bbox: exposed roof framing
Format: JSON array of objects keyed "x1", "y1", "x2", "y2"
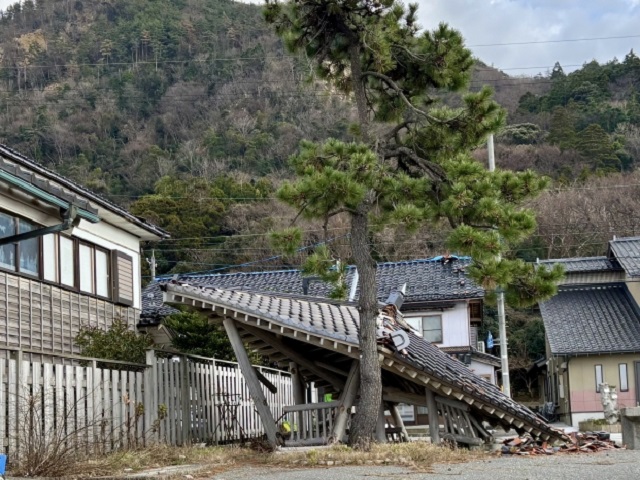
[{"x1": 163, "y1": 284, "x2": 568, "y2": 443}]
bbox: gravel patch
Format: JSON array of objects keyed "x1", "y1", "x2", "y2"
[{"x1": 210, "y1": 450, "x2": 640, "y2": 480}]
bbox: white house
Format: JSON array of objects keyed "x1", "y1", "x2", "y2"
[{"x1": 0, "y1": 144, "x2": 167, "y2": 354}]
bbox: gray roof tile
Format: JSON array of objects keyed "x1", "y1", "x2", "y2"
[
  {"x1": 141, "y1": 256, "x2": 482, "y2": 324},
  {"x1": 163, "y1": 284, "x2": 566, "y2": 442},
  {"x1": 538, "y1": 256, "x2": 622, "y2": 273},
  {"x1": 609, "y1": 237, "x2": 640, "y2": 277},
  {"x1": 540, "y1": 283, "x2": 640, "y2": 355},
  {"x1": 0, "y1": 144, "x2": 168, "y2": 238}
]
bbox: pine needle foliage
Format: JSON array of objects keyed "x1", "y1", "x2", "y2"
[{"x1": 265, "y1": 0, "x2": 563, "y2": 448}]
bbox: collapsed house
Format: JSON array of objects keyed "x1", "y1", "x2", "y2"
[{"x1": 162, "y1": 283, "x2": 568, "y2": 447}]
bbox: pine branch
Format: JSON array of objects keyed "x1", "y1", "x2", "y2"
[
  {"x1": 382, "y1": 146, "x2": 446, "y2": 180},
  {"x1": 361, "y1": 71, "x2": 442, "y2": 123}
]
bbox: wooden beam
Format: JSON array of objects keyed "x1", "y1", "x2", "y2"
[
  {"x1": 331, "y1": 360, "x2": 360, "y2": 443},
  {"x1": 389, "y1": 404, "x2": 410, "y2": 442},
  {"x1": 290, "y1": 362, "x2": 306, "y2": 440},
  {"x1": 425, "y1": 387, "x2": 440, "y2": 444},
  {"x1": 382, "y1": 388, "x2": 427, "y2": 407},
  {"x1": 240, "y1": 323, "x2": 345, "y2": 390},
  {"x1": 434, "y1": 395, "x2": 470, "y2": 412},
  {"x1": 314, "y1": 361, "x2": 349, "y2": 376},
  {"x1": 254, "y1": 367, "x2": 277, "y2": 394},
  {"x1": 223, "y1": 318, "x2": 278, "y2": 447}
]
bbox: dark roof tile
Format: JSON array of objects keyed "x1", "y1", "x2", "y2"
[
  {"x1": 538, "y1": 256, "x2": 622, "y2": 273},
  {"x1": 540, "y1": 283, "x2": 640, "y2": 355},
  {"x1": 609, "y1": 237, "x2": 640, "y2": 277},
  {"x1": 141, "y1": 256, "x2": 482, "y2": 324}
]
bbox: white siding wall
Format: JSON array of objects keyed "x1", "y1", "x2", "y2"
[
  {"x1": 404, "y1": 302, "x2": 470, "y2": 348},
  {"x1": 469, "y1": 359, "x2": 496, "y2": 384},
  {"x1": 0, "y1": 192, "x2": 143, "y2": 310},
  {"x1": 74, "y1": 221, "x2": 142, "y2": 309}
]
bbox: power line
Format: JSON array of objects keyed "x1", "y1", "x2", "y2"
[{"x1": 469, "y1": 34, "x2": 640, "y2": 47}]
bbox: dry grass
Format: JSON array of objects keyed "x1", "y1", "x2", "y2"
[
  {"x1": 13, "y1": 442, "x2": 485, "y2": 478},
  {"x1": 267, "y1": 442, "x2": 484, "y2": 471}
]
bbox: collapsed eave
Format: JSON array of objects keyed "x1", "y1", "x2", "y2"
[{"x1": 163, "y1": 284, "x2": 568, "y2": 443}]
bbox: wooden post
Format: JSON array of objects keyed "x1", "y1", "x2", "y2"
[
  {"x1": 330, "y1": 360, "x2": 360, "y2": 443},
  {"x1": 181, "y1": 355, "x2": 191, "y2": 445},
  {"x1": 143, "y1": 350, "x2": 157, "y2": 444},
  {"x1": 290, "y1": 362, "x2": 305, "y2": 440},
  {"x1": 426, "y1": 387, "x2": 440, "y2": 444},
  {"x1": 223, "y1": 318, "x2": 278, "y2": 447},
  {"x1": 15, "y1": 349, "x2": 23, "y2": 458},
  {"x1": 389, "y1": 404, "x2": 410, "y2": 442},
  {"x1": 375, "y1": 400, "x2": 387, "y2": 443}
]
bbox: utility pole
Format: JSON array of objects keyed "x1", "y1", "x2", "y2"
[
  {"x1": 147, "y1": 249, "x2": 157, "y2": 281},
  {"x1": 487, "y1": 134, "x2": 511, "y2": 398}
]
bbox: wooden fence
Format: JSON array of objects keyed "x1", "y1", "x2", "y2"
[{"x1": 0, "y1": 348, "x2": 294, "y2": 457}]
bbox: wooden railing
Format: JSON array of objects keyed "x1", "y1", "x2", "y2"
[{"x1": 282, "y1": 401, "x2": 341, "y2": 446}]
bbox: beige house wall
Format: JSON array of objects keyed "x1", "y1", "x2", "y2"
[
  {"x1": 625, "y1": 278, "x2": 640, "y2": 307},
  {"x1": 567, "y1": 354, "x2": 640, "y2": 426}
]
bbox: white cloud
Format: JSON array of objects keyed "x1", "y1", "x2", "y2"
[{"x1": 415, "y1": 0, "x2": 640, "y2": 73}]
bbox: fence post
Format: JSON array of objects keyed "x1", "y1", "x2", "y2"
[
  {"x1": 211, "y1": 358, "x2": 222, "y2": 445},
  {"x1": 144, "y1": 350, "x2": 157, "y2": 445},
  {"x1": 15, "y1": 349, "x2": 23, "y2": 458},
  {"x1": 180, "y1": 356, "x2": 191, "y2": 445}
]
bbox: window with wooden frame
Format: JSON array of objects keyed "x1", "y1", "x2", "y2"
[{"x1": 112, "y1": 251, "x2": 134, "y2": 306}]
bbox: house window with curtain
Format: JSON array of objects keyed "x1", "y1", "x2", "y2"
[{"x1": 0, "y1": 212, "x2": 39, "y2": 276}]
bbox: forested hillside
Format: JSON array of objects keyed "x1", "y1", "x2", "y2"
[{"x1": 1, "y1": 0, "x2": 640, "y2": 275}]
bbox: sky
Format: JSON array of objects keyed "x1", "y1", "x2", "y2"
[{"x1": 1, "y1": 0, "x2": 639, "y2": 75}]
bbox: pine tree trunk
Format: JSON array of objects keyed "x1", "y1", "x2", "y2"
[
  {"x1": 348, "y1": 207, "x2": 381, "y2": 450},
  {"x1": 346, "y1": 42, "x2": 382, "y2": 450}
]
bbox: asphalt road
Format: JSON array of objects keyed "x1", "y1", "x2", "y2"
[{"x1": 211, "y1": 450, "x2": 640, "y2": 480}]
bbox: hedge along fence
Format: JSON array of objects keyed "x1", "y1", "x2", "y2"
[{"x1": 0, "y1": 348, "x2": 294, "y2": 469}]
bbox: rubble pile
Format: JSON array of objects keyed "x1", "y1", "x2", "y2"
[{"x1": 500, "y1": 431, "x2": 622, "y2": 455}]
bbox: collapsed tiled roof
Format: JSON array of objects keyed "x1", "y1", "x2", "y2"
[
  {"x1": 609, "y1": 237, "x2": 640, "y2": 277},
  {"x1": 163, "y1": 284, "x2": 566, "y2": 442},
  {"x1": 0, "y1": 144, "x2": 168, "y2": 239},
  {"x1": 537, "y1": 256, "x2": 622, "y2": 273},
  {"x1": 441, "y1": 346, "x2": 501, "y2": 367},
  {"x1": 140, "y1": 256, "x2": 482, "y2": 325},
  {"x1": 540, "y1": 283, "x2": 640, "y2": 355}
]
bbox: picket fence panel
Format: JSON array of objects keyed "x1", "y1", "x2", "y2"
[{"x1": 0, "y1": 349, "x2": 295, "y2": 456}]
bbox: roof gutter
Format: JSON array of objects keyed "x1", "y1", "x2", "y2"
[
  {"x1": 0, "y1": 206, "x2": 81, "y2": 246},
  {"x1": 0, "y1": 169, "x2": 100, "y2": 223}
]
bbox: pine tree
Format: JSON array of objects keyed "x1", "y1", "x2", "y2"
[{"x1": 265, "y1": 0, "x2": 562, "y2": 448}]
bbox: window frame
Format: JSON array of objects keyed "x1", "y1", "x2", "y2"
[
  {"x1": 0, "y1": 209, "x2": 117, "y2": 302},
  {"x1": 421, "y1": 315, "x2": 443, "y2": 344},
  {"x1": 619, "y1": 363, "x2": 629, "y2": 392},
  {"x1": 0, "y1": 212, "x2": 42, "y2": 278},
  {"x1": 595, "y1": 364, "x2": 604, "y2": 393}
]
